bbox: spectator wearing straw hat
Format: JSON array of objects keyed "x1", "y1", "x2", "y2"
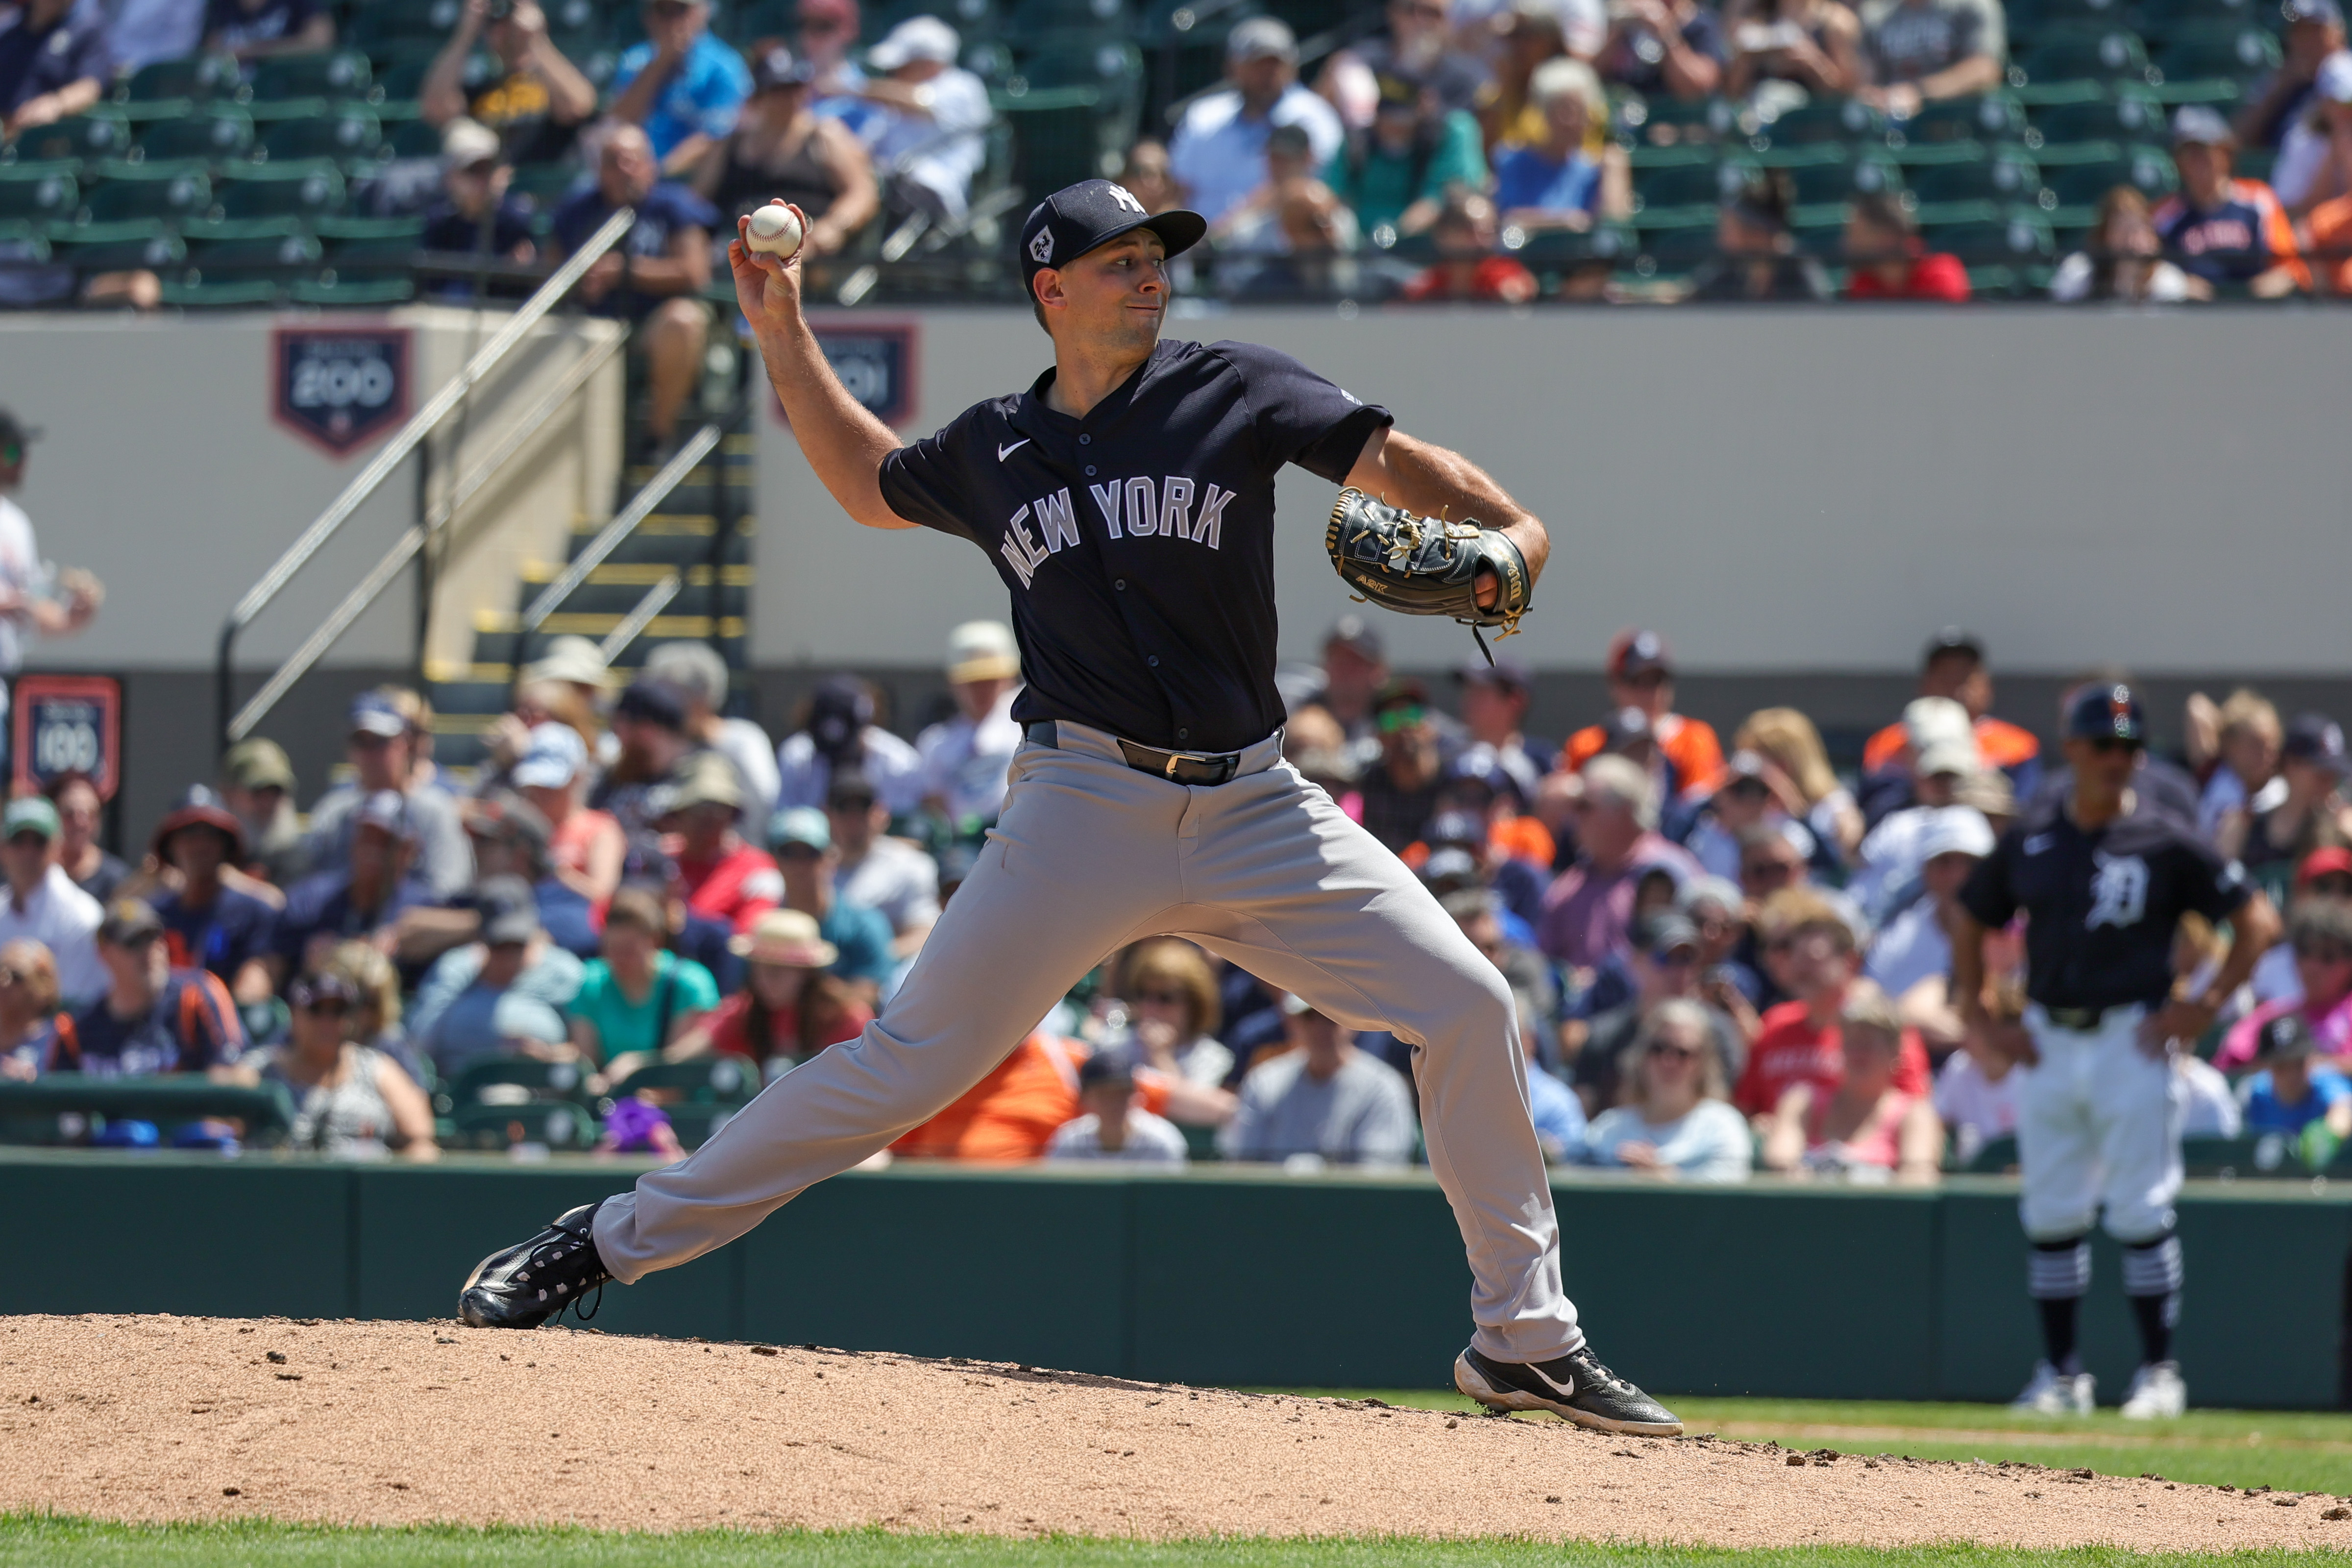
[
  {"x1": 663, "y1": 752, "x2": 783, "y2": 935},
  {"x1": 657, "y1": 908, "x2": 874, "y2": 1075},
  {"x1": 0, "y1": 795, "x2": 100, "y2": 1007},
  {"x1": 217, "y1": 739, "x2": 307, "y2": 889},
  {"x1": 917, "y1": 621, "x2": 1025, "y2": 831},
  {"x1": 147, "y1": 785, "x2": 279, "y2": 1007}
]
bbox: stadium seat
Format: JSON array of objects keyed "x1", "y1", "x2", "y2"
[
  {"x1": 2038, "y1": 139, "x2": 2177, "y2": 210},
  {"x1": 81, "y1": 162, "x2": 213, "y2": 225},
  {"x1": 1755, "y1": 142, "x2": 1904, "y2": 205},
  {"x1": 1630, "y1": 146, "x2": 1732, "y2": 220},
  {"x1": 50, "y1": 221, "x2": 187, "y2": 272},
  {"x1": 215, "y1": 162, "x2": 348, "y2": 221},
  {"x1": 1620, "y1": 92, "x2": 1735, "y2": 146},
  {"x1": 1755, "y1": 95, "x2": 1886, "y2": 145},
  {"x1": 1926, "y1": 205, "x2": 2055, "y2": 292},
  {"x1": 444, "y1": 1054, "x2": 597, "y2": 1112},
  {"x1": 609, "y1": 1055, "x2": 762, "y2": 1105},
  {"x1": 507, "y1": 161, "x2": 587, "y2": 207},
  {"x1": 258, "y1": 108, "x2": 386, "y2": 171},
  {"x1": 2151, "y1": 24, "x2": 2282, "y2": 102},
  {"x1": 2005, "y1": 0, "x2": 2132, "y2": 45},
  {"x1": 135, "y1": 104, "x2": 258, "y2": 166},
  {"x1": 2015, "y1": 26, "x2": 2154, "y2": 87},
  {"x1": 348, "y1": 0, "x2": 467, "y2": 57},
  {"x1": 377, "y1": 49, "x2": 501, "y2": 110},
  {"x1": 1007, "y1": 0, "x2": 1128, "y2": 33},
  {"x1": 383, "y1": 116, "x2": 447, "y2": 160},
  {"x1": 0, "y1": 165, "x2": 79, "y2": 225},
  {"x1": 2032, "y1": 82, "x2": 2166, "y2": 144},
  {"x1": 1637, "y1": 215, "x2": 1721, "y2": 271},
  {"x1": 1902, "y1": 91, "x2": 2030, "y2": 145},
  {"x1": 293, "y1": 272, "x2": 419, "y2": 304},
  {"x1": 2137, "y1": 0, "x2": 2266, "y2": 35},
  {"x1": 1908, "y1": 143, "x2": 2045, "y2": 208},
  {"x1": 249, "y1": 50, "x2": 377, "y2": 119},
  {"x1": 317, "y1": 212, "x2": 427, "y2": 266},
  {"x1": 113, "y1": 52, "x2": 243, "y2": 121},
  {"x1": 2182, "y1": 1133, "x2": 2299, "y2": 1177},
  {"x1": 186, "y1": 225, "x2": 323, "y2": 274},
  {"x1": 4, "y1": 110, "x2": 133, "y2": 169},
  {"x1": 447, "y1": 1099, "x2": 599, "y2": 1151}
]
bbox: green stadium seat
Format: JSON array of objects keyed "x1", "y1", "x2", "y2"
[
  {"x1": 1011, "y1": 35, "x2": 1143, "y2": 100},
  {"x1": 444, "y1": 1053, "x2": 596, "y2": 1111},
  {"x1": 2151, "y1": 24, "x2": 2282, "y2": 101},
  {"x1": 1180, "y1": 1121, "x2": 1221, "y2": 1161},
  {"x1": 1756, "y1": 142, "x2": 1905, "y2": 204},
  {"x1": 609, "y1": 1055, "x2": 762, "y2": 1105},
  {"x1": 1620, "y1": 91, "x2": 1735, "y2": 145},
  {"x1": 2005, "y1": 0, "x2": 2132, "y2": 44},
  {"x1": 49, "y1": 220, "x2": 187, "y2": 272},
  {"x1": 216, "y1": 161, "x2": 347, "y2": 221},
  {"x1": 2032, "y1": 81, "x2": 2166, "y2": 143},
  {"x1": 2182, "y1": 1133, "x2": 2299, "y2": 1176},
  {"x1": 385, "y1": 117, "x2": 447, "y2": 160},
  {"x1": 1902, "y1": 91, "x2": 2030, "y2": 144},
  {"x1": 2137, "y1": 0, "x2": 2266, "y2": 34},
  {"x1": 508, "y1": 161, "x2": 588, "y2": 206},
  {"x1": 258, "y1": 108, "x2": 385, "y2": 170},
  {"x1": 157, "y1": 275, "x2": 284, "y2": 305},
  {"x1": 4, "y1": 110, "x2": 133, "y2": 169},
  {"x1": 2015, "y1": 27, "x2": 2155, "y2": 89},
  {"x1": 1925, "y1": 205, "x2": 2055, "y2": 294},
  {"x1": 82, "y1": 162, "x2": 214, "y2": 225},
  {"x1": 377, "y1": 49, "x2": 501, "y2": 108},
  {"x1": 113, "y1": 52, "x2": 244, "y2": 120},
  {"x1": 348, "y1": 0, "x2": 467, "y2": 56},
  {"x1": 1007, "y1": 0, "x2": 1128, "y2": 33},
  {"x1": 1637, "y1": 215, "x2": 1721, "y2": 271},
  {"x1": 186, "y1": 226, "x2": 324, "y2": 273},
  {"x1": 2039, "y1": 139, "x2": 2177, "y2": 208},
  {"x1": 447, "y1": 1099, "x2": 598, "y2": 1150},
  {"x1": 1908, "y1": 142, "x2": 2045, "y2": 207},
  {"x1": 135, "y1": 104, "x2": 258, "y2": 165},
  {"x1": 1756, "y1": 95, "x2": 1886, "y2": 145},
  {"x1": 1509, "y1": 221, "x2": 1638, "y2": 271},
  {"x1": 0, "y1": 165, "x2": 79, "y2": 225},
  {"x1": 249, "y1": 50, "x2": 377, "y2": 116},
  {"x1": 1630, "y1": 146, "x2": 1731, "y2": 219}
]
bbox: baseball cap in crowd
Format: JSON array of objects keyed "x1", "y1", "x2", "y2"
[
  {"x1": 808, "y1": 676, "x2": 874, "y2": 757},
  {"x1": 2259, "y1": 1011, "x2": 2318, "y2": 1063},
  {"x1": 1607, "y1": 628, "x2": 1673, "y2": 681},
  {"x1": 511, "y1": 721, "x2": 588, "y2": 790},
  {"x1": 1424, "y1": 810, "x2": 1486, "y2": 850},
  {"x1": 1922, "y1": 626, "x2": 1985, "y2": 668},
  {"x1": 1953, "y1": 767, "x2": 2016, "y2": 818},
  {"x1": 151, "y1": 784, "x2": 245, "y2": 861},
  {"x1": 1602, "y1": 706, "x2": 1654, "y2": 753},
  {"x1": 2283, "y1": 713, "x2": 2349, "y2": 774},
  {"x1": 1226, "y1": 14, "x2": 1299, "y2": 61},
  {"x1": 1279, "y1": 990, "x2": 1331, "y2": 1021},
  {"x1": 826, "y1": 769, "x2": 881, "y2": 810},
  {"x1": 947, "y1": 619, "x2": 1020, "y2": 684},
  {"x1": 768, "y1": 805, "x2": 833, "y2": 853},
  {"x1": 868, "y1": 15, "x2": 958, "y2": 69},
  {"x1": 1078, "y1": 1050, "x2": 1135, "y2": 1091},
  {"x1": 1903, "y1": 695, "x2": 1973, "y2": 751},
  {"x1": 613, "y1": 678, "x2": 688, "y2": 733},
  {"x1": 478, "y1": 790, "x2": 553, "y2": 865},
  {"x1": 287, "y1": 970, "x2": 360, "y2": 1011},
  {"x1": 1444, "y1": 743, "x2": 1519, "y2": 799},
  {"x1": 751, "y1": 43, "x2": 820, "y2": 91},
  {"x1": 1019, "y1": 178, "x2": 1207, "y2": 299},
  {"x1": 1419, "y1": 846, "x2": 1483, "y2": 893},
  {"x1": 1917, "y1": 805, "x2": 1996, "y2": 863},
  {"x1": 2300, "y1": 846, "x2": 2352, "y2": 885},
  {"x1": 493, "y1": 992, "x2": 569, "y2": 1049},
  {"x1": 0, "y1": 798, "x2": 56, "y2": 845},
  {"x1": 2172, "y1": 104, "x2": 2234, "y2": 147},
  {"x1": 521, "y1": 634, "x2": 614, "y2": 691},
  {"x1": 0, "y1": 407, "x2": 40, "y2": 464},
  {"x1": 1373, "y1": 678, "x2": 1431, "y2": 731},
  {"x1": 356, "y1": 788, "x2": 416, "y2": 840},
  {"x1": 441, "y1": 116, "x2": 502, "y2": 167},
  {"x1": 350, "y1": 693, "x2": 409, "y2": 740},
  {"x1": 730, "y1": 907, "x2": 839, "y2": 968},
  {"x1": 477, "y1": 874, "x2": 542, "y2": 946},
  {"x1": 659, "y1": 752, "x2": 744, "y2": 818},
  {"x1": 2066, "y1": 682, "x2": 2147, "y2": 744},
  {"x1": 1721, "y1": 749, "x2": 1771, "y2": 790},
  {"x1": 1636, "y1": 911, "x2": 1701, "y2": 962},
  {"x1": 222, "y1": 736, "x2": 296, "y2": 793},
  {"x1": 1917, "y1": 736, "x2": 1980, "y2": 780},
  {"x1": 1457, "y1": 655, "x2": 1530, "y2": 694},
  {"x1": 1325, "y1": 614, "x2": 1384, "y2": 663},
  {"x1": 98, "y1": 897, "x2": 163, "y2": 946}
]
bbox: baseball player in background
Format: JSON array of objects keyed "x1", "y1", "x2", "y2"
[
  {"x1": 1950, "y1": 683, "x2": 2278, "y2": 1419},
  {"x1": 456, "y1": 178, "x2": 1682, "y2": 1436}
]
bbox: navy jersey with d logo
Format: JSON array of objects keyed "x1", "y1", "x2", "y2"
[{"x1": 877, "y1": 338, "x2": 1390, "y2": 755}]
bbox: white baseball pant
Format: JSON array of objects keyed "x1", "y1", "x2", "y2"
[
  {"x1": 591, "y1": 719, "x2": 1582, "y2": 1364},
  {"x1": 2014, "y1": 1003, "x2": 2184, "y2": 1244}
]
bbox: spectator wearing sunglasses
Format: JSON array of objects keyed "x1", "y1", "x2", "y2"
[
  {"x1": 611, "y1": 0, "x2": 754, "y2": 174},
  {"x1": 1761, "y1": 980, "x2": 1942, "y2": 1181},
  {"x1": 1580, "y1": 999, "x2": 1752, "y2": 1181},
  {"x1": 420, "y1": 0, "x2": 598, "y2": 165},
  {"x1": 2215, "y1": 893, "x2": 2352, "y2": 1071},
  {"x1": 766, "y1": 808, "x2": 892, "y2": 1002},
  {"x1": 1569, "y1": 911, "x2": 1744, "y2": 1117},
  {"x1": 1561, "y1": 630, "x2": 1724, "y2": 800},
  {"x1": 1687, "y1": 751, "x2": 1816, "y2": 885},
  {"x1": 0, "y1": 939, "x2": 65, "y2": 1079},
  {"x1": 1359, "y1": 680, "x2": 1449, "y2": 853},
  {"x1": 232, "y1": 972, "x2": 438, "y2": 1159},
  {"x1": 52, "y1": 901, "x2": 244, "y2": 1078},
  {"x1": 1539, "y1": 754, "x2": 1700, "y2": 977},
  {"x1": 1108, "y1": 938, "x2": 1234, "y2": 1090}
]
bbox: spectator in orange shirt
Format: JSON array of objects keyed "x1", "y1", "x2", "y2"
[
  {"x1": 1561, "y1": 629, "x2": 1725, "y2": 797},
  {"x1": 1733, "y1": 890, "x2": 1927, "y2": 1121},
  {"x1": 1861, "y1": 628, "x2": 2041, "y2": 793},
  {"x1": 2155, "y1": 105, "x2": 2311, "y2": 297},
  {"x1": 2302, "y1": 179, "x2": 2352, "y2": 293},
  {"x1": 892, "y1": 1031, "x2": 1234, "y2": 1160},
  {"x1": 1841, "y1": 190, "x2": 1970, "y2": 301},
  {"x1": 1401, "y1": 190, "x2": 1539, "y2": 303}
]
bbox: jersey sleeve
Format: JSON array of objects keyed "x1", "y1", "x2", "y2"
[
  {"x1": 876, "y1": 407, "x2": 986, "y2": 539},
  {"x1": 2175, "y1": 833, "x2": 2254, "y2": 923},
  {"x1": 1209, "y1": 340, "x2": 1393, "y2": 484},
  {"x1": 1956, "y1": 832, "x2": 2019, "y2": 928}
]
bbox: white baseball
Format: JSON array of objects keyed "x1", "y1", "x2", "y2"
[{"x1": 745, "y1": 202, "x2": 805, "y2": 260}]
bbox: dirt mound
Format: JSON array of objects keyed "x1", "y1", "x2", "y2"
[{"x1": 0, "y1": 1315, "x2": 2339, "y2": 1547}]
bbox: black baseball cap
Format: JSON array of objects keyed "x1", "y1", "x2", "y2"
[
  {"x1": 1019, "y1": 179, "x2": 1206, "y2": 301},
  {"x1": 2259, "y1": 1011, "x2": 2317, "y2": 1063},
  {"x1": 0, "y1": 408, "x2": 38, "y2": 460},
  {"x1": 1922, "y1": 627, "x2": 1984, "y2": 668},
  {"x1": 2284, "y1": 713, "x2": 2350, "y2": 774},
  {"x1": 2065, "y1": 682, "x2": 2145, "y2": 744}
]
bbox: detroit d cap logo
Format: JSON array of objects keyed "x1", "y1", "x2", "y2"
[{"x1": 1029, "y1": 227, "x2": 1054, "y2": 264}]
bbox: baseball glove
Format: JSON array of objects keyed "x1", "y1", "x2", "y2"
[{"x1": 1324, "y1": 488, "x2": 1533, "y2": 638}]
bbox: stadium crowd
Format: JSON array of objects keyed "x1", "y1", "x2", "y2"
[
  {"x1": 7, "y1": 0, "x2": 2352, "y2": 305},
  {"x1": 0, "y1": 593, "x2": 2335, "y2": 1179}
]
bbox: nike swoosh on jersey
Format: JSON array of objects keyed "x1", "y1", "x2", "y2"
[
  {"x1": 2024, "y1": 834, "x2": 2054, "y2": 855},
  {"x1": 997, "y1": 440, "x2": 1031, "y2": 461}
]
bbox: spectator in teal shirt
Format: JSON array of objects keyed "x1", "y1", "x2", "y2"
[
  {"x1": 767, "y1": 807, "x2": 896, "y2": 1002},
  {"x1": 569, "y1": 886, "x2": 719, "y2": 1065},
  {"x1": 1323, "y1": 80, "x2": 1487, "y2": 238},
  {"x1": 611, "y1": 0, "x2": 755, "y2": 174}
]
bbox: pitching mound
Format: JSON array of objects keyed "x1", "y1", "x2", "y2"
[{"x1": 0, "y1": 1315, "x2": 2338, "y2": 1548}]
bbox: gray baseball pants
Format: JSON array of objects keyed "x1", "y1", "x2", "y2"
[{"x1": 591, "y1": 718, "x2": 1583, "y2": 1364}]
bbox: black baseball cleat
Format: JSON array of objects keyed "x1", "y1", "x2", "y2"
[
  {"x1": 1454, "y1": 1343, "x2": 1684, "y2": 1435},
  {"x1": 457, "y1": 1202, "x2": 613, "y2": 1329}
]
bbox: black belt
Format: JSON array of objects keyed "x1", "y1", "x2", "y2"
[
  {"x1": 1024, "y1": 721, "x2": 1245, "y2": 786},
  {"x1": 2042, "y1": 1003, "x2": 2154, "y2": 1030}
]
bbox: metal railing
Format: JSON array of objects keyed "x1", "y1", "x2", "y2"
[{"x1": 214, "y1": 204, "x2": 637, "y2": 749}]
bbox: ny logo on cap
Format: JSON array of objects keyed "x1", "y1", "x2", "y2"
[
  {"x1": 1106, "y1": 183, "x2": 1147, "y2": 215},
  {"x1": 1029, "y1": 228, "x2": 1055, "y2": 264}
]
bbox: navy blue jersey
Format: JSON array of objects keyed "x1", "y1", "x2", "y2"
[
  {"x1": 878, "y1": 338, "x2": 1391, "y2": 754},
  {"x1": 1959, "y1": 790, "x2": 2250, "y2": 1012}
]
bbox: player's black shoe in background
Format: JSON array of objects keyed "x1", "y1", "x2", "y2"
[
  {"x1": 1454, "y1": 1344, "x2": 1684, "y2": 1435},
  {"x1": 458, "y1": 1202, "x2": 612, "y2": 1329}
]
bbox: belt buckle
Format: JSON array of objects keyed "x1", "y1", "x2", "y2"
[{"x1": 1163, "y1": 753, "x2": 1183, "y2": 780}]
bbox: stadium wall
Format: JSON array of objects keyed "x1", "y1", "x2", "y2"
[{"x1": 8, "y1": 1154, "x2": 2345, "y2": 1408}]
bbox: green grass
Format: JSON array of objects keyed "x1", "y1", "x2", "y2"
[
  {"x1": 1268, "y1": 1392, "x2": 2352, "y2": 1495},
  {"x1": 0, "y1": 1519, "x2": 2350, "y2": 1568}
]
